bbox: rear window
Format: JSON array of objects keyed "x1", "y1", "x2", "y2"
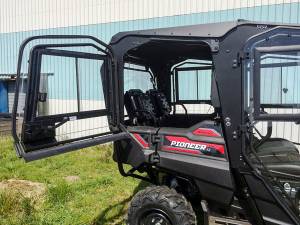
[
  {"x1": 177, "y1": 68, "x2": 211, "y2": 102},
  {"x1": 171, "y1": 60, "x2": 214, "y2": 114}
]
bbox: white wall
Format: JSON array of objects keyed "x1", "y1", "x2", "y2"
[
  {"x1": 3, "y1": 0, "x2": 300, "y2": 146},
  {"x1": 1, "y1": 0, "x2": 300, "y2": 33},
  {"x1": 45, "y1": 99, "x2": 109, "y2": 140}
]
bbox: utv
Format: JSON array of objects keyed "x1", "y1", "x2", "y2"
[{"x1": 12, "y1": 20, "x2": 300, "y2": 224}]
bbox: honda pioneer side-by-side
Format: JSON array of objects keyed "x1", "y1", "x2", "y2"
[{"x1": 11, "y1": 20, "x2": 300, "y2": 224}]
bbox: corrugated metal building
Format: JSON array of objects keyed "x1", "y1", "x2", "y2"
[
  {"x1": 1, "y1": 0, "x2": 300, "y2": 112},
  {"x1": 1, "y1": 0, "x2": 300, "y2": 140}
]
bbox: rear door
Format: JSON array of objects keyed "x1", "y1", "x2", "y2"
[
  {"x1": 12, "y1": 35, "x2": 128, "y2": 162},
  {"x1": 243, "y1": 27, "x2": 300, "y2": 225}
]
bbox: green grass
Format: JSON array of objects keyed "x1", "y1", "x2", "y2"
[{"x1": 0, "y1": 136, "x2": 146, "y2": 225}]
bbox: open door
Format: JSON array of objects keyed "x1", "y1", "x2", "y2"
[
  {"x1": 12, "y1": 35, "x2": 128, "y2": 162},
  {"x1": 243, "y1": 28, "x2": 300, "y2": 225}
]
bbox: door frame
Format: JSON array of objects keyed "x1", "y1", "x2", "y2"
[
  {"x1": 12, "y1": 35, "x2": 127, "y2": 161},
  {"x1": 241, "y1": 27, "x2": 300, "y2": 225}
]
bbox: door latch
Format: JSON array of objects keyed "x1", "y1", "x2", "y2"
[{"x1": 149, "y1": 134, "x2": 161, "y2": 164}]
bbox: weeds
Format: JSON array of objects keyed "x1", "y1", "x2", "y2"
[
  {"x1": 0, "y1": 190, "x2": 35, "y2": 222},
  {"x1": 0, "y1": 191, "x2": 20, "y2": 216},
  {"x1": 47, "y1": 181, "x2": 74, "y2": 205},
  {"x1": 0, "y1": 137, "x2": 141, "y2": 224}
]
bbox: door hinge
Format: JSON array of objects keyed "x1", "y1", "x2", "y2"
[
  {"x1": 233, "y1": 125, "x2": 248, "y2": 140},
  {"x1": 232, "y1": 52, "x2": 249, "y2": 68},
  {"x1": 239, "y1": 51, "x2": 251, "y2": 60}
]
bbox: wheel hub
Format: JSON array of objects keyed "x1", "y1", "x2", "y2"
[{"x1": 141, "y1": 210, "x2": 171, "y2": 225}]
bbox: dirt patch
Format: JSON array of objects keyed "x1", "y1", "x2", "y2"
[
  {"x1": 0, "y1": 179, "x2": 46, "y2": 200},
  {"x1": 64, "y1": 175, "x2": 80, "y2": 183}
]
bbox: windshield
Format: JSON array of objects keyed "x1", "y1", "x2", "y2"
[
  {"x1": 246, "y1": 45, "x2": 300, "y2": 215},
  {"x1": 123, "y1": 63, "x2": 154, "y2": 92}
]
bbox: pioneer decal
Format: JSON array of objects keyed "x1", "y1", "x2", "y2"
[
  {"x1": 164, "y1": 136, "x2": 225, "y2": 157},
  {"x1": 170, "y1": 141, "x2": 207, "y2": 150}
]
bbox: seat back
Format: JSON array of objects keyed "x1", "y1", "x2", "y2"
[
  {"x1": 124, "y1": 89, "x2": 157, "y2": 125},
  {"x1": 147, "y1": 89, "x2": 171, "y2": 119},
  {"x1": 124, "y1": 89, "x2": 172, "y2": 126}
]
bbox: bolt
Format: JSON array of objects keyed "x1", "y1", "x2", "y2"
[
  {"x1": 232, "y1": 131, "x2": 238, "y2": 139},
  {"x1": 225, "y1": 118, "x2": 231, "y2": 126}
]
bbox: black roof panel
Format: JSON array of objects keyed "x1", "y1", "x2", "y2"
[{"x1": 110, "y1": 20, "x2": 300, "y2": 44}]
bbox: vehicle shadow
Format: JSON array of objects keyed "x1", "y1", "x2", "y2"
[{"x1": 92, "y1": 180, "x2": 149, "y2": 225}]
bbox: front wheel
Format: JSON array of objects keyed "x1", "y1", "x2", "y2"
[{"x1": 127, "y1": 186, "x2": 197, "y2": 225}]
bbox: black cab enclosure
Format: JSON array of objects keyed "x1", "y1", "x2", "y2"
[{"x1": 12, "y1": 20, "x2": 300, "y2": 224}]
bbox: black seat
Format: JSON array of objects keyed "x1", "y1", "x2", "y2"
[
  {"x1": 146, "y1": 89, "x2": 171, "y2": 120},
  {"x1": 256, "y1": 138, "x2": 298, "y2": 155},
  {"x1": 124, "y1": 89, "x2": 157, "y2": 126},
  {"x1": 256, "y1": 138, "x2": 300, "y2": 177}
]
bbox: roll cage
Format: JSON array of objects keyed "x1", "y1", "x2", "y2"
[{"x1": 11, "y1": 21, "x2": 300, "y2": 225}]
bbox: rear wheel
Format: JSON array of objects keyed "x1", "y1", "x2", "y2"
[{"x1": 127, "y1": 186, "x2": 196, "y2": 225}]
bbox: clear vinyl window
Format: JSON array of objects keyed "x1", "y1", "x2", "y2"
[
  {"x1": 177, "y1": 68, "x2": 211, "y2": 101},
  {"x1": 37, "y1": 54, "x2": 106, "y2": 116},
  {"x1": 253, "y1": 48, "x2": 300, "y2": 119},
  {"x1": 260, "y1": 51, "x2": 300, "y2": 106},
  {"x1": 123, "y1": 63, "x2": 154, "y2": 93}
]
